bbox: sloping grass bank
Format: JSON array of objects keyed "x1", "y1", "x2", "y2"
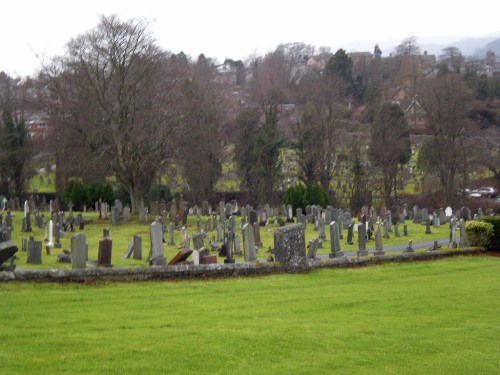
[{"x1": 0, "y1": 256, "x2": 498, "y2": 374}]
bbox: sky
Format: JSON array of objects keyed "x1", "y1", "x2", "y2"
[{"x1": 1, "y1": 0, "x2": 499, "y2": 77}]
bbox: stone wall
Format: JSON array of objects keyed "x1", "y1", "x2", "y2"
[{"x1": 0, "y1": 248, "x2": 487, "y2": 283}]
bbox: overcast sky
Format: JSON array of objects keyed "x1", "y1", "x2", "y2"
[{"x1": 1, "y1": 0, "x2": 499, "y2": 77}]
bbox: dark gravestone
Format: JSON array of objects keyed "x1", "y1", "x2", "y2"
[
  {"x1": 27, "y1": 240, "x2": 42, "y2": 264},
  {"x1": 168, "y1": 249, "x2": 193, "y2": 265},
  {"x1": 248, "y1": 210, "x2": 258, "y2": 225},
  {"x1": 97, "y1": 238, "x2": 113, "y2": 267},
  {"x1": 357, "y1": 223, "x2": 368, "y2": 257},
  {"x1": 0, "y1": 241, "x2": 18, "y2": 271},
  {"x1": 345, "y1": 223, "x2": 354, "y2": 245},
  {"x1": 273, "y1": 223, "x2": 307, "y2": 270},
  {"x1": 132, "y1": 235, "x2": 142, "y2": 260}
]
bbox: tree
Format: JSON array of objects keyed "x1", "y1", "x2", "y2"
[
  {"x1": 234, "y1": 106, "x2": 283, "y2": 204},
  {"x1": 296, "y1": 71, "x2": 349, "y2": 192},
  {"x1": 0, "y1": 111, "x2": 33, "y2": 197},
  {"x1": 368, "y1": 102, "x2": 411, "y2": 207},
  {"x1": 439, "y1": 47, "x2": 464, "y2": 73},
  {"x1": 418, "y1": 73, "x2": 474, "y2": 204},
  {"x1": 394, "y1": 36, "x2": 420, "y2": 56},
  {"x1": 47, "y1": 15, "x2": 186, "y2": 213},
  {"x1": 176, "y1": 54, "x2": 223, "y2": 203}
]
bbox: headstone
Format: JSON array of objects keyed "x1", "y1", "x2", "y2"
[
  {"x1": 27, "y1": 239, "x2": 42, "y2": 264},
  {"x1": 273, "y1": 223, "x2": 307, "y2": 268},
  {"x1": 122, "y1": 206, "x2": 130, "y2": 222},
  {"x1": 425, "y1": 218, "x2": 432, "y2": 234},
  {"x1": 139, "y1": 208, "x2": 148, "y2": 225},
  {"x1": 307, "y1": 238, "x2": 319, "y2": 259},
  {"x1": 286, "y1": 204, "x2": 294, "y2": 223},
  {"x1": 248, "y1": 210, "x2": 258, "y2": 226},
  {"x1": 97, "y1": 238, "x2": 113, "y2": 267},
  {"x1": 343, "y1": 210, "x2": 352, "y2": 229},
  {"x1": 345, "y1": 223, "x2": 354, "y2": 245},
  {"x1": 421, "y1": 208, "x2": 429, "y2": 223},
  {"x1": 0, "y1": 241, "x2": 18, "y2": 271},
  {"x1": 168, "y1": 223, "x2": 175, "y2": 246},
  {"x1": 403, "y1": 223, "x2": 408, "y2": 237},
  {"x1": 458, "y1": 219, "x2": 469, "y2": 248},
  {"x1": 449, "y1": 218, "x2": 458, "y2": 248},
  {"x1": 329, "y1": 221, "x2": 344, "y2": 258},
  {"x1": 149, "y1": 221, "x2": 166, "y2": 266},
  {"x1": 234, "y1": 234, "x2": 242, "y2": 255},
  {"x1": 253, "y1": 222, "x2": 262, "y2": 248},
  {"x1": 132, "y1": 235, "x2": 142, "y2": 260},
  {"x1": 357, "y1": 223, "x2": 368, "y2": 257},
  {"x1": 445, "y1": 206, "x2": 453, "y2": 222},
  {"x1": 394, "y1": 224, "x2": 400, "y2": 238},
  {"x1": 374, "y1": 222, "x2": 385, "y2": 256},
  {"x1": 259, "y1": 209, "x2": 267, "y2": 227},
  {"x1": 192, "y1": 232, "x2": 204, "y2": 251},
  {"x1": 242, "y1": 223, "x2": 257, "y2": 262},
  {"x1": 168, "y1": 248, "x2": 193, "y2": 265},
  {"x1": 403, "y1": 239, "x2": 414, "y2": 253},
  {"x1": 71, "y1": 233, "x2": 87, "y2": 269}
]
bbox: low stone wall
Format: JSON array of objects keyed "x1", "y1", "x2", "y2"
[{"x1": 0, "y1": 248, "x2": 487, "y2": 283}]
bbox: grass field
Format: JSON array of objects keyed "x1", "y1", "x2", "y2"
[
  {"x1": 5, "y1": 210, "x2": 451, "y2": 269},
  {"x1": 0, "y1": 256, "x2": 498, "y2": 374}
]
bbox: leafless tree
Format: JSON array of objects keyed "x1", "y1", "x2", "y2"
[
  {"x1": 418, "y1": 73, "x2": 474, "y2": 205},
  {"x1": 46, "y1": 15, "x2": 186, "y2": 213}
]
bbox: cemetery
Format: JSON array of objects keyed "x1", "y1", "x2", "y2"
[
  {"x1": 0, "y1": 197, "x2": 496, "y2": 280},
  {"x1": 0, "y1": 197, "x2": 498, "y2": 374}
]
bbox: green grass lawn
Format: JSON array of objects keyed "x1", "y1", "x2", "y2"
[
  {"x1": 5, "y1": 210, "x2": 450, "y2": 269},
  {"x1": 0, "y1": 256, "x2": 498, "y2": 374}
]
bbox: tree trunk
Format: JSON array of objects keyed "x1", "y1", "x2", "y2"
[{"x1": 129, "y1": 184, "x2": 145, "y2": 215}]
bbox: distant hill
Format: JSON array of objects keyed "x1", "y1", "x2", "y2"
[
  {"x1": 473, "y1": 38, "x2": 500, "y2": 57},
  {"x1": 340, "y1": 33, "x2": 500, "y2": 58}
]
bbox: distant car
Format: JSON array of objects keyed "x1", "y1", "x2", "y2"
[{"x1": 471, "y1": 186, "x2": 498, "y2": 198}]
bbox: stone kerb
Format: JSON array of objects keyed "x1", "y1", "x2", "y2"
[{"x1": 0, "y1": 247, "x2": 487, "y2": 283}]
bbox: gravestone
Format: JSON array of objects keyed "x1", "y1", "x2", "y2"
[
  {"x1": 253, "y1": 222, "x2": 262, "y2": 248},
  {"x1": 449, "y1": 218, "x2": 458, "y2": 248},
  {"x1": 168, "y1": 249, "x2": 192, "y2": 265},
  {"x1": 458, "y1": 219, "x2": 469, "y2": 247},
  {"x1": 248, "y1": 210, "x2": 258, "y2": 225},
  {"x1": 132, "y1": 235, "x2": 142, "y2": 260},
  {"x1": 273, "y1": 223, "x2": 307, "y2": 269},
  {"x1": 345, "y1": 223, "x2": 354, "y2": 245},
  {"x1": 403, "y1": 239, "x2": 414, "y2": 253},
  {"x1": 421, "y1": 208, "x2": 429, "y2": 223},
  {"x1": 394, "y1": 224, "x2": 400, "y2": 238},
  {"x1": 374, "y1": 222, "x2": 385, "y2": 256},
  {"x1": 97, "y1": 238, "x2": 113, "y2": 267},
  {"x1": 168, "y1": 223, "x2": 175, "y2": 246},
  {"x1": 202, "y1": 201, "x2": 209, "y2": 216},
  {"x1": 286, "y1": 204, "x2": 294, "y2": 223},
  {"x1": 343, "y1": 210, "x2": 352, "y2": 229},
  {"x1": 307, "y1": 238, "x2": 319, "y2": 259},
  {"x1": 149, "y1": 221, "x2": 166, "y2": 266},
  {"x1": 71, "y1": 233, "x2": 87, "y2": 269},
  {"x1": 425, "y1": 218, "x2": 432, "y2": 234},
  {"x1": 27, "y1": 239, "x2": 42, "y2": 264},
  {"x1": 192, "y1": 232, "x2": 204, "y2": 251},
  {"x1": 234, "y1": 234, "x2": 242, "y2": 256},
  {"x1": 259, "y1": 209, "x2": 267, "y2": 227},
  {"x1": 329, "y1": 221, "x2": 344, "y2": 258},
  {"x1": 242, "y1": 223, "x2": 256, "y2": 262},
  {"x1": 0, "y1": 241, "x2": 18, "y2": 271},
  {"x1": 445, "y1": 206, "x2": 453, "y2": 222},
  {"x1": 357, "y1": 223, "x2": 368, "y2": 257},
  {"x1": 403, "y1": 223, "x2": 408, "y2": 236}
]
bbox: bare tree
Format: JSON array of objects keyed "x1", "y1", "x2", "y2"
[
  {"x1": 418, "y1": 73, "x2": 474, "y2": 205},
  {"x1": 46, "y1": 15, "x2": 186, "y2": 213},
  {"x1": 368, "y1": 102, "x2": 411, "y2": 207}
]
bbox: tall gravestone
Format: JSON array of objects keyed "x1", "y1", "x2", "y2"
[
  {"x1": 273, "y1": 223, "x2": 306, "y2": 268},
  {"x1": 150, "y1": 221, "x2": 166, "y2": 266},
  {"x1": 71, "y1": 233, "x2": 87, "y2": 269},
  {"x1": 329, "y1": 221, "x2": 344, "y2": 258},
  {"x1": 242, "y1": 223, "x2": 257, "y2": 262},
  {"x1": 374, "y1": 222, "x2": 385, "y2": 256},
  {"x1": 357, "y1": 223, "x2": 368, "y2": 257}
]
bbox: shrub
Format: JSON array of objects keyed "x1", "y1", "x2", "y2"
[
  {"x1": 62, "y1": 180, "x2": 90, "y2": 210},
  {"x1": 481, "y1": 216, "x2": 500, "y2": 251},
  {"x1": 283, "y1": 183, "x2": 329, "y2": 214},
  {"x1": 465, "y1": 220, "x2": 494, "y2": 247},
  {"x1": 88, "y1": 182, "x2": 115, "y2": 206}
]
